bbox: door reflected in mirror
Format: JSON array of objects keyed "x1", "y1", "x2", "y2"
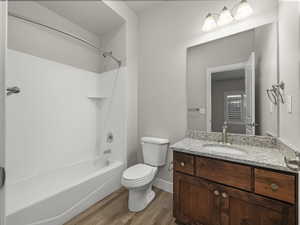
[{"x1": 211, "y1": 69, "x2": 247, "y2": 134}]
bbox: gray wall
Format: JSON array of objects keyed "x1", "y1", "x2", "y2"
[
  {"x1": 278, "y1": 2, "x2": 300, "y2": 150},
  {"x1": 254, "y1": 23, "x2": 278, "y2": 136},
  {"x1": 187, "y1": 30, "x2": 254, "y2": 131},
  {"x1": 8, "y1": 1, "x2": 104, "y2": 73},
  {"x1": 101, "y1": 24, "x2": 126, "y2": 72},
  {"x1": 138, "y1": 1, "x2": 278, "y2": 183},
  {"x1": 212, "y1": 76, "x2": 245, "y2": 134}
]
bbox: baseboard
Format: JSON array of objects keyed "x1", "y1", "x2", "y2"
[{"x1": 153, "y1": 178, "x2": 173, "y2": 193}]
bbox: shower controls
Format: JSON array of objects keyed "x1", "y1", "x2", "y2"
[
  {"x1": 106, "y1": 132, "x2": 114, "y2": 143},
  {"x1": 0, "y1": 167, "x2": 5, "y2": 188},
  {"x1": 6, "y1": 86, "x2": 20, "y2": 96}
]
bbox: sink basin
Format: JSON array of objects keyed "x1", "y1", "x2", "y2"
[{"x1": 202, "y1": 144, "x2": 247, "y2": 156}]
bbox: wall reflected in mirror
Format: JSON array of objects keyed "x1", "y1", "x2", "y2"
[{"x1": 187, "y1": 23, "x2": 278, "y2": 136}]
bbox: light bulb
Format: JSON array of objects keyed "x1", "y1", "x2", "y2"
[
  {"x1": 235, "y1": 0, "x2": 253, "y2": 20},
  {"x1": 202, "y1": 13, "x2": 217, "y2": 32},
  {"x1": 218, "y1": 7, "x2": 234, "y2": 26}
]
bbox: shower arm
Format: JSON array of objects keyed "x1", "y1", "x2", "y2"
[
  {"x1": 8, "y1": 12, "x2": 122, "y2": 67},
  {"x1": 103, "y1": 52, "x2": 122, "y2": 67}
]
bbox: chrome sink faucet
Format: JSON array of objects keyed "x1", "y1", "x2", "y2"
[{"x1": 222, "y1": 121, "x2": 228, "y2": 144}]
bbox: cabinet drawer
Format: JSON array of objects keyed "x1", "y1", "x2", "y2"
[
  {"x1": 195, "y1": 157, "x2": 252, "y2": 191},
  {"x1": 174, "y1": 152, "x2": 194, "y2": 175},
  {"x1": 255, "y1": 169, "x2": 295, "y2": 204}
]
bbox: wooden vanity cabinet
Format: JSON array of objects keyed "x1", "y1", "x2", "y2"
[
  {"x1": 173, "y1": 152, "x2": 297, "y2": 225},
  {"x1": 217, "y1": 181, "x2": 295, "y2": 225},
  {"x1": 174, "y1": 172, "x2": 221, "y2": 225}
]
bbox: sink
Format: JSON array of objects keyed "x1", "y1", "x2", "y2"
[{"x1": 202, "y1": 144, "x2": 247, "y2": 156}]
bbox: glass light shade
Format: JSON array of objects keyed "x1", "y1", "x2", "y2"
[
  {"x1": 217, "y1": 7, "x2": 234, "y2": 26},
  {"x1": 202, "y1": 13, "x2": 217, "y2": 32},
  {"x1": 235, "y1": 0, "x2": 253, "y2": 20}
]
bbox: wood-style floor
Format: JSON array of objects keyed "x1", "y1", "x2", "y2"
[{"x1": 64, "y1": 188, "x2": 176, "y2": 225}]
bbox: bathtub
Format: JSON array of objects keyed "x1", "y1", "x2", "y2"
[{"x1": 6, "y1": 159, "x2": 124, "y2": 225}]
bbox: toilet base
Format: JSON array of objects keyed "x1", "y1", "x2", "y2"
[{"x1": 128, "y1": 185, "x2": 155, "y2": 212}]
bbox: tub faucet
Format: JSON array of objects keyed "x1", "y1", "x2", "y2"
[{"x1": 222, "y1": 121, "x2": 228, "y2": 144}]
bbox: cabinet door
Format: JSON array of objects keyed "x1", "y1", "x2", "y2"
[
  {"x1": 174, "y1": 172, "x2": 220, "y2": 225},
  {"x1": 218, "y1": 183, "x2": 296, "y2": 225}
]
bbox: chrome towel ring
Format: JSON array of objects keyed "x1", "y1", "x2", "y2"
[{"x1": 266, "y1": 81, "x2": 285, "y2": 105}]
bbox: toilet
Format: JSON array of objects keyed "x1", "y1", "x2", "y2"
[{"x1": 121, "y1": 137, "x2": 169, "y2": 212}]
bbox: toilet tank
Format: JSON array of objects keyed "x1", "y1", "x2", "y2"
[{"x1": 141, "y1": 137, "x2": 169, "y2": 167}]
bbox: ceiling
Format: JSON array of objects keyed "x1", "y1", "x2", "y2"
[
  {"x1": 124, "y1": 1, "x2": 165, "y2": 13},
  {"x1": 38, "y1": 1, "x2": 125, "y2": 36},
  {"x1": 124, "y1": 0, "x2": 226, "y2": 14}
]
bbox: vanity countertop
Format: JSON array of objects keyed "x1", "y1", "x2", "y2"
[{"x1": 171, "y1": 138, "x2": 297, "y2": 174}]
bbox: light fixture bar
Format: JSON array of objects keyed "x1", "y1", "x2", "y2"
[{"x1": 202, "y1": 0, "x2": 253, "y2": 32}]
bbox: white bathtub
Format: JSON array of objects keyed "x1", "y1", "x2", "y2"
[{"x1": 6, "y1": 159, "x2": 124, "y2": 225}]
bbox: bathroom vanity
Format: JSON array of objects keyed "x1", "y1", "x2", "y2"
[{"x1": 172, "y1": 138, "x2": 298, "y2": 225}]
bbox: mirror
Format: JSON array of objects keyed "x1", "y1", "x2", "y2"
[{"x1": 187, "y1": 23, "x2": 278, "y2": 136}]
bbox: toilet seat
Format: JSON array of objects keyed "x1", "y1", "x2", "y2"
[{"x1": 122, "y1": 164, "x2": 157, "y2": 188}]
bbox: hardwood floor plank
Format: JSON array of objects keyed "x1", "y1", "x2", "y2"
[{"x1": 64, "y1": 188, "x2": 175, "y2": 225}]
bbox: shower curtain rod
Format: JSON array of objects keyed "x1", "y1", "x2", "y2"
[{"x1": 8, "y1": 12, "x2": 122, "y2": 67}]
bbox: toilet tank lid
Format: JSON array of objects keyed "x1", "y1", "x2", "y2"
[{"x1": 141, "y1": 137, "x2": 169, "y2": 144}]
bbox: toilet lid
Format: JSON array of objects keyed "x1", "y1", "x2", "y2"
[{"x1": 123, "y1": 164, "x2": 156, "y2": 181}]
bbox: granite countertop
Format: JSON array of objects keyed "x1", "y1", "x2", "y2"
[{"x1": 171, "y1": 138, "x2": 297, "y2": 174}]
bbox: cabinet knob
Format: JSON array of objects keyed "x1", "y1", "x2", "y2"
[
  {"x1": 240, "y1": 219, "x2": 250, "y2": 225},
  {"x1": 270, "y1": 183, "x2": 279, "y2": 191},
  {"x1": 221, "y1": 192, "x2": 228, "y2": 198},
  {"x1": 191, "y1": 222, "x2": 203, "y2": 225},
  {"x1": 180, "y1": 162, "x2": 185, "y2": 167},
  {"x1": 213, "y1": 190, "x2": 220, "y2": 196}
]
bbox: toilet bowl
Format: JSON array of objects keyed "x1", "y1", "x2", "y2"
[
  {"x1": 121, "y1": 137, "x2": 169, "y2": 212},
  {"x1": 122, "y1": 164, "x2": 158, "y2": 212}
]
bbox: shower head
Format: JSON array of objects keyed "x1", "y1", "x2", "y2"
[{"x1": 102, "y1": 51, "x2": 122, "y2": 67}]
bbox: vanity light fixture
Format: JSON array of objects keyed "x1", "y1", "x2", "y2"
[
  {"x1": 235, "y1": 0, "x2": 253, "y2": 20},
  {"x1": 217, "y1": 7, "x2": 234, "y2": 26},
  {"x1": 202, "y1": 0, "x2": 253, "y2": 32},
  {"x1": 202, "y1": 13, "x2": 217, "y2": 32}
]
